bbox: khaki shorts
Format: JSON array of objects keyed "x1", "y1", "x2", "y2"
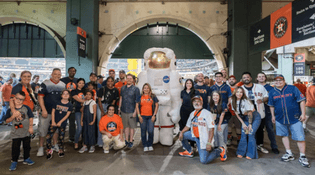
[
  {"x1": 121, "y1": 112, "x2": 137, "y2": 129},
  {"x1": 38, "y1": 114, "x2": 52, "y2": 137},
  {"x1": 306, "y1": 107, "x2": 315, "y2": 116}
]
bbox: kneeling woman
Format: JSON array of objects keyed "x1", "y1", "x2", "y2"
[
  {"x1": 136, "y1": 83, "x2": 159, "y2": 152},
  {"x1": 231, "y1": 87, "x2": 261, "y2": 159}
]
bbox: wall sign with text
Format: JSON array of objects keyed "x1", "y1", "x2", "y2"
[{"x1": 77, "y1": 27, "x2": 86, "y2": 58}]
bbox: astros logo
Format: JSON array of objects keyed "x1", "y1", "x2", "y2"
[{"x1": 274, "y1": 16, "x2": 287, "y2": 38}]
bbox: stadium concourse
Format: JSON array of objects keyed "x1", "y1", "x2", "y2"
[{"x1": 0, "y1": 115, "x2": 314, "y2": 175}]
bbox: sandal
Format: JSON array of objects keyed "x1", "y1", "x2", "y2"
[
  {"x1": 237, "y1": 155, "x2": 243, "y2": 158},
  {"x1": 246, "y1": 156, "x2": 252, "y2": 160},
  {"x1": 74, "y1": 143, "x2": 79, "y2": 150}
]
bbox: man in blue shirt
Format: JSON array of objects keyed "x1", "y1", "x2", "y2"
[
  {"x1": 194, "y1": 73, "x2": 211, "y2": 109},
  {"x1": 268, "y1": 74, "x2": 310, "y2": 168},
  {"x1": 210, "y1": 72, "x2": 232, "y2": 104},
  {"x1": 119, "y1": 74, "x2": 140, "y2": 148},
  {"x1": 256, "y1": 72, "x2": 279, "y2": 154}
]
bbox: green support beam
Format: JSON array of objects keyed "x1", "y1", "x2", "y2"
[
  {"x1": 228, "y1": 0, "x2": 262, "y2": 80},
  {"x1": 66, "y1": 0, "x2": 99, "y2": 81}
]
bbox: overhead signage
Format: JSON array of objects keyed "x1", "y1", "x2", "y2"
[
  {"x1": 292, "y1": 0, "x2": 315, "y2": 43},
  {"x1": 77, "y1": 27, "x2": 86, "y2": 58},
  {"x1": 249, "y1": 16, "x2": 270, "y2": 53},
  {"x1": 294, "y1": 62, "x2": 305, "y2": 75}
]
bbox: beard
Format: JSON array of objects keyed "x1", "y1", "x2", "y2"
[
  {"x1": 229, "y1": 81, "x2": 236, "y2": 86},
  {"x1": 193, "y1": 104, "x2": 202, "y2": 110},
  {"x1": 243, "y1": 80, "x2": 251, "y2": 85}
]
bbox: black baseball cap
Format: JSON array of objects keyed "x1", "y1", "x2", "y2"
[{"x1": 90, "y1": 72, "x2": 97, "y2": 77}]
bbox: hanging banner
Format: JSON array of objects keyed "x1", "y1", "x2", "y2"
[
  {"x1": 249, "y1": 16, "x2": 270, "y2": 53},
  {"x1": 270, "y1": 3, "x2": 292, "y2": 49},
  {"x1": 77, "y1": 27, "x2": 86, "y2": 58},
  {"x1": 292, "y1": 0, "x2": 315, "y2": 43},
  {"x1": 294, "y1": 62, "x2": 305, "y2": 75}
]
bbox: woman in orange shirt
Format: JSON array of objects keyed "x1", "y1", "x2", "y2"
[{"x1": 136, "y1": 83, "x2": 159, "y2": 152}]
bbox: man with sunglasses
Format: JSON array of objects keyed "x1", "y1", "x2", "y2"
[{"x1": 178, "y1": 95, "x2": 227, "y2": 164}]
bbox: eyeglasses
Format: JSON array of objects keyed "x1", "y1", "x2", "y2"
[{"x1": 15, "y1": 97, "x2": 25, "y2": 101}]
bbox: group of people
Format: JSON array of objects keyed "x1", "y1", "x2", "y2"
[
  {"x1": 178, "y1": 70, "x2": 310, "y2": 168},
  {"x1": 0, "y1": 66, "x2": 312, "y2": 171}
]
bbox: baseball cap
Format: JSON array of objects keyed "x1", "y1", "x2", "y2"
[
  {"x1": 191, "y1": 95, "x2": 203, "y2": 103},
  {"x1": 109, "y1": 69, "x2": 115, "y2": 73},
  {"x1": 90, "y1": 72, "x2": 97, "y2": 77},
  {"x1": 97, "y1": 75, "x2": 104, "y2": 79},
  {"x1": 119, "y1": 70, "x2": 126, "y2": 74},
  {"x1": 229, "y1": 75, "x2": 236, "y2": 79},
  {"x1": 274, "y1": 74, "x2": 285, "y2": 80}
]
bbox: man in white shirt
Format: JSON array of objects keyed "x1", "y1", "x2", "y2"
[{"x1": 178, "y1": 95, "x2": 227, "y2": 164}]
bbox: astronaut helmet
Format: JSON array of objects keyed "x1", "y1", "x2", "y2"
[{"x1": 143, "y1": 48, "x2": 176, "y2": 71}]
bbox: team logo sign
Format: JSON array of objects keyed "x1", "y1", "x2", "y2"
[
  {"x1": 274, "y1": 16, "x2": 288, "y2": 38},
  {"x1": 295, "y1": 55, "x2": 303, "y2": 62},
  {"x1": 107, "y1": 122, "x2": 117, "y2": 132},
  {"x1": 163, "y1": 76, "x2": 170, "y2": 83}
]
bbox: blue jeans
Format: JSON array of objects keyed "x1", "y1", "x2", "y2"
[
  {"x1": 182, "y1": 131, "x2": 222, "y2": 164},
  {"x1": 0, "y1": 102, "x2": 10, "y2": 123},
  {"x1": 74, "y1": 112, "x2": 82, "y2": 143},
  {"x1": 265, "y1": 112, "x2": 278, "y2": 149},
  {"x1": 236, "y1": 111, "x2": 261, "y2": 159},
  {"x1": 140, "y1": 115, "x2": 154, "y2": 147}
]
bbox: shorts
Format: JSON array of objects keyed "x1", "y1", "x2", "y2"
[
  {"x1": 306, "y1": 107, "x2": 315, "y2": 116},
  {"x1": 38, "y1": 114, "x2": 52, "y2": 137},
  {"x1": 275, "y1": 121, "x2": 305, "y2": 141},
  {"x1": 121, "y1": 112, "x2": 137, "y2": 129}
]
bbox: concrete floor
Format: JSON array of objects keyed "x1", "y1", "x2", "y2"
[{"x1": 0, "y1": 117, "x2": 314, "y2": 175}]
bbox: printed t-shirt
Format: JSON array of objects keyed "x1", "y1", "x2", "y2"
[
  {"x1": 61, "y1": 77, "x2": 78, "y2": 92},
  {"x1": 268, "y1": 84, "x2": 305, "y2": 125},
  {"x1": 244, "y1": 85, "x2": 256, "y2": 110},
  {"x1": 98, "y1": 86, "x2": 119, "y2": 104},
  {"x1": 53, "y1": 101, "x2": 73, "y2": 128},
  {"x1": 306, "y1": 85, "x2": 315, "y2": 108},
  {"x1": 264, "y1": 84, "x2": 274, "y2": 114},
  {"x1": 11, "y1": 83, "x2": 34, "y2": 111},
  {"x1": 294, "y1": 83, "x2": 307, "y2": 97},
  {"x1": 71, "y1": 89, "x2": 85, "y2": 113},
  {"x1": 38, "y1": 79, "x2": 65, "y2": 114},
  {"x1": 99, "y1": 114, "x2": 123, "y2": 136},
  {"x1": 211, "y1": 102, "x2": 228, "y2": 125},
  {"x1": 1, "y1": 83, "x2": 12, "y2": 101},
  {"x1": 5, "y1": 105, "x2": 34, "y2": 139},
  {"x1": 194, "y1": 84, "x2": 211, "y2": 109},
  {"x1": 115, "y1": 81, "x2": 127, "y2": 94}
]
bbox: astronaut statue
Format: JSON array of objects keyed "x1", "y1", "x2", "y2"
[{"x1": 137, "y1": 48, "x2": 183, "y2": 146}]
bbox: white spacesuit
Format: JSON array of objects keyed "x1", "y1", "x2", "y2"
[{"x1": 137, "y1": 48, "x2": 183, "y2": 146}]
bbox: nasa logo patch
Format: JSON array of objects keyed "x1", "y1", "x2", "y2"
[{"x1": 163, "y1": 76, "x2": 170, "y2": 83}]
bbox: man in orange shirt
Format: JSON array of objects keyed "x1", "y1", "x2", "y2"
[
  {"x1": 115, "y1": 70, "x2": 127, "y2": 113},
  {"x1": 294, "y1": 79, "x2": 307, "y2": 97},
  {"x1": 99, "y1": 105, "x2": 125, "y2": 153},
  {"x1": 305, "y1": 77, "x2": 315, "y2": 131},
  {"x1": 0, "y1": 77, "x2": 13, "y2": 124}
]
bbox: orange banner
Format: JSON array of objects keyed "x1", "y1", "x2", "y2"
[
  {"x1": 77, "y1": 27, "x2": 87, "y2": 38},
  {"x1": 270, "y1": 3, "x2": 292, "y2": 49}
]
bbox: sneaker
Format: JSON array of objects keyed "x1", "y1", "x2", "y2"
[
  {"x1": 23, "y1": 158, "x2": 35, "y2": 165},
  {"x1": 144, "y1": 147, "x2": 149, "y2": 152},
  {"x1": 281, "y1": 152, "x2": 295, "y2": 162},
  {"x1": 179, "y1": 150, "x2": 194, "y2": 158},
  {"x1": 89, "y1": 146, "x2": 95, "y2": 153},
  {"x1": 220, "y1": 146, "x2": 227, "y2": 162},
  {"x1": 52, "y1": 144, "x2": 59, "y2": 152},
  {"x1": 79, "y1": 146, "x2": 88, "y2": 153},
  {"x1": 257, "y1": 145, "x2": 269, "y2": 154},
  {"x1": 104, "y1": 150, "x2": 109, "y2": 154},
  {"x1": 37, "y1": 147, "x2": 44, "y2": 157},
  {"x1": 272, "y1": 148, "x2": 280, "y2": 154},
  {"x1": 299, "y1": 156, "x2": 310, "y2": 168},
  {"x1": 9, "y1": 161, "x2": 17, "y2": 171},
  {"x1": 58, "y1": 152, "x2": 65, "y2": 157},
  {"x1": 148, "y1": 146, "x2": 154, "y2": 151},
  {"x1": 46, "y1": 149, "x2": 53, "y2": 160},
  {"x1": 68, "y1": 139, "x2": 74, "y2": 143},
  {"x1": 125, "y1": 140, "x2": 129, "y2": 146},
  {"x1": 128, "y1": 142, "x2": 133, "y2": 148}
]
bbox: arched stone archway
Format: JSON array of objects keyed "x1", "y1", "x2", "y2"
[
  {"x1": 0, "y1": 15, "x2": 66, "y2": 57},
  {"x1": 98, "y1": 15, "x2": 226, "y2": 75}
]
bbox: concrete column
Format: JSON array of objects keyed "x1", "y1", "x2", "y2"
[
  {"x1": 228, "y1": 0, "x2": 262, "y2": 80},
  {"x1": 66, "y1": 0, "x2": 99, "y2": 81},
  {"x1": 277, "y1": 53, "x2": 293, "y2": 84}
]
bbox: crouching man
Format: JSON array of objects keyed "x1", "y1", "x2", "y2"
[
  {"x1": 99, "y1": 105, "x2": 125, "y2": 153},
  {"x1": 179, "y1": 95, "x2": 227, "y2": 164}
]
